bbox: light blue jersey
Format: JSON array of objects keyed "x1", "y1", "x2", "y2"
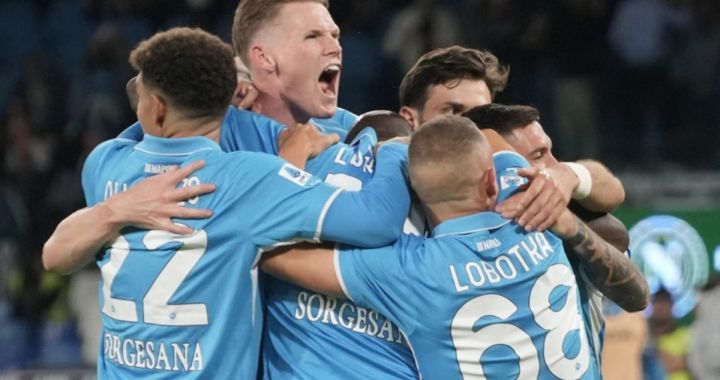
[
  {"x1": 119, "y1": 107, "x2": 284, "y2": 155},
  {"x1": 83, "y1": 132, "x2": 409, "y2": 379},
  {"x1": 310, "y1": 107, "x2": 358, "y2": 141},
  {"x1": 263, "y1": 128, "x2": 419, "y2": 380},
  {"x1": 335, "y1": 152, "x2": 601, "y2": 380}
]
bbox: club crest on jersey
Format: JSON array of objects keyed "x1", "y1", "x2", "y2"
[{"x1": 279, "y1": 163, "x2": 319, "y2": 187}]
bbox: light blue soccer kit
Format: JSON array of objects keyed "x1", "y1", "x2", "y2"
[
  {"x1": 310, "y1": 107, "x2": 358, "y2": 141},
  {"x1": 334, "y1": 152, "x2": 602, "y2": 380},
  {"x1": 85, "y1": 121, "x2": 410, "y2": 378},
  {"x1": 261, "y1": 127, "x2": 419, "y2": 380},
  {"x1": 110, "y1": 107, "x2": 418, "y2": 378}
]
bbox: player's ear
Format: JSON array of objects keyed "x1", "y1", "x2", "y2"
[
  {"x1": 484, "y1": 167, "x2": 498, "y2": 205},
  {"x1": 399, "y1": 106, "x2": 420, "y2": 131},
  {"x1": 250, "y1": 45, "x2": 276, "y2": 73},
  {"x1": 151, "y1": 94, "x2": 167, "y2": 128}
]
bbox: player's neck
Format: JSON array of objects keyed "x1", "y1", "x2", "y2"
[
  {"x1": 163, "y1": 114, "x2": 224, "y2": 142},
  {"x1": 255, "y1": 92, "x2": 309, "y2": 127},
  {"x1": 427, "y1": 199, "x2": 491, "y2": 228}
]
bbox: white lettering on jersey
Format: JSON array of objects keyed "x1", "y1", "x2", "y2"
[
  {"x1": 144, "y1": 163, "x2": 178, "y2": 174},
  {"x1": 104, "y1": 180, "x2": 128, "y2": 200},
  {"x1": 450, "y1": 232, "x2": 555, "y2": 293},
  {"x1": 293, "y1": 290, "x2": 406, "y2": 345},
  {"x1": 332, "y1": 146, "x2": 375, "y2": 175},
  {"x1": 103, "y1": 332, "x2": 203, "y2": 372}
]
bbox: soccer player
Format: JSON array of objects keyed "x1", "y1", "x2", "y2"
[
  {"x1": 395, "y1": 47, "x2": 649, "y2": 368},
  {"x1": 463, "y1": 103, "x2": 649, "y2": 309},
  {"x1": 232, "y1": 1, "x2": 421, "y2": 378},
  {"x1": 232, "y1": 0, "x2": 356, "y2": 140},
  {"x1": 262, "y1": 115, "x2": 610, "y2": 379},
  {"x1": 43, "y1": 27, "x2": 412, "y2": 379},
  {"x1": 396, "y1": 46, "x2": 626, "y2": 226}
]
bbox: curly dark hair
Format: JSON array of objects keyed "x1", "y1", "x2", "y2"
[
  {"x1": 399, "y1": 46, "x2": 509, "y2": 110},
  {"x1": 129, "y1": 27, "x2": 236, "y2": 119}
]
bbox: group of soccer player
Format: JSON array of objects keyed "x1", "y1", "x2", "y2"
[{"x1": 42, "y1": 0, "x2": 650, "y2": 379}]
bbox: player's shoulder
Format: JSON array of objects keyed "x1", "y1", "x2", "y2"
[
  {"x1": 393, "y1": 233, "x2": 428, "y2": 255},
  {"x1": 226, "y1": 106, "x2": 285, "y2": 129},
  {"x1": 311, "y1": 107, "x2": 358, "y2": 132},
  {"x1": 218, "y1": 150, "x2": 319, "y2": 185},
  {"x1": 81, "y1": 137, "x2": 137, "y2": 187},
  {"x1": 334, "y1": 107, "x2": 359, "y2": 126},
  {"x1": 85, "y1": 137, "x2": 136, "y2": 166}
]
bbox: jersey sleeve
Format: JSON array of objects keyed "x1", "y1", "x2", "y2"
[
  {"x1": 320, "y1": 143, "x2": 410, "y2": 247},
  {"x1": 239, "y1": 155, "x2": 341, "y2": 248},
  {"x1": 81, "y1": 140, "x2": 123, "y2": 207},
  {"x1": 493, "y1": 151, "x2": 531, "y2": 202},
  {"x1": 334, "y1": 235, "x2": 421, "y2": 321}
]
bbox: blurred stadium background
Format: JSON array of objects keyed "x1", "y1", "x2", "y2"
[{"x1": 1, "y1": 0, "x2": 718, "y2": 378}]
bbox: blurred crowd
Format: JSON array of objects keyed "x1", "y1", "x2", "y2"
[{"x1": 1, "y1": 0, "x2": 719, "y2": 376}]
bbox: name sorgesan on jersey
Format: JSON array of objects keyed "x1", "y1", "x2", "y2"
[
  {"x1": 450, "y1": 231, "x2": 555, "y2": 293},
  {"x1": 294, "y1": 291, "x2": 406, "y2": 345},
  {"x1": 103, "y1": 332, "x2": 204, "y2": 372}
]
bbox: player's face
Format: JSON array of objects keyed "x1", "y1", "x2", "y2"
[
  {"x1": 507, "y1": 121, "x2": 558, "y2": 168},
  {"x1": 265, "y1": 2, "x2": 341, "y2": 121},
  {"x1": 417, "y1": 79, "x2": 492, "y2": 127}
]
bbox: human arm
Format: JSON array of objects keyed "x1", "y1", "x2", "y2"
[
  {"x1": 495, "y1": 159, "x2": 625, "y2": 231},
  {"x1": 42, "y1": 161, "x2": 214, "y2": 274},
  {"x1": 261, "y1": 243, "x2": 343, "y2": 298},
  {"x1": 319, "y1": 143, "x2": 410, "y2": 247},
  {"x1": 554, "y1": 159, "x2": 625, "y2": 212},
  {"x1": 550, "y1": 209, "x2": 650, "y2": 312},
  {"x1": 277, "y1": 123, "x2": 339, "y2": 169}
]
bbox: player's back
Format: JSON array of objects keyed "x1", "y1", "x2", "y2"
[
  {"x1": 409, "y1": 216, "x2": 598, "y2": 379},
  {"x1": 338, "y1": 211, "x2": 601, "y2": 380},
  {"x1": 262, "y1": 128, "x2": 419, "y2": 379},
  {"x1": 84, "y1": 135, "x2": 339, "y2": 379}
]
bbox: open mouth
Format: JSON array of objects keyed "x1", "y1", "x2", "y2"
[{"x1": 318, "y1": 64, "x2": 340, "y2": 96}]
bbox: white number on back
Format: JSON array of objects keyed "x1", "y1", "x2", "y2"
[
  {"x1": 100, "y1": 229, "x2": 209, "y2": 326},
  {"x1": 450, "y1": 264, "x2": 589, "y2": 379}
]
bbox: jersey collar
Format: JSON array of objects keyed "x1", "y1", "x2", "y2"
[
  {"x1": 432, "y1": 211, "x2": 511, "y2": 238},
  {"x1": 135, "y1": 134, "x2": 221, "y2": 156}
]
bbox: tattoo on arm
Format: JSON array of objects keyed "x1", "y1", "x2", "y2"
[{"x1": 565, "y1": 216, "x2": 649, "y2": 312}]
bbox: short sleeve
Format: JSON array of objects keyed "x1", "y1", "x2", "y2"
[
  {"x1": 237, "y1": 154, "x2": 342, "y2": 247},
  {"x1": 81, "y1": 140, "x2": 120, "y2": 207},
  {"x1": 335, "y1": 244, "x2": 399, "y2": 308},
  {"x1": 493, "y1": 151, "x2": 530, "y2": 202},
  {"x1": 334, "y1": 235, "x2": 422, "y2": 318}
]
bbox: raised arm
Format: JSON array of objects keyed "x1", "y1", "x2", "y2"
[
  {"x1": 42, "y1": 161, "x2": 214, "y2": 274},
  {"x1": 551, "y1": 209, "x2": 649, "y2": 312}
]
